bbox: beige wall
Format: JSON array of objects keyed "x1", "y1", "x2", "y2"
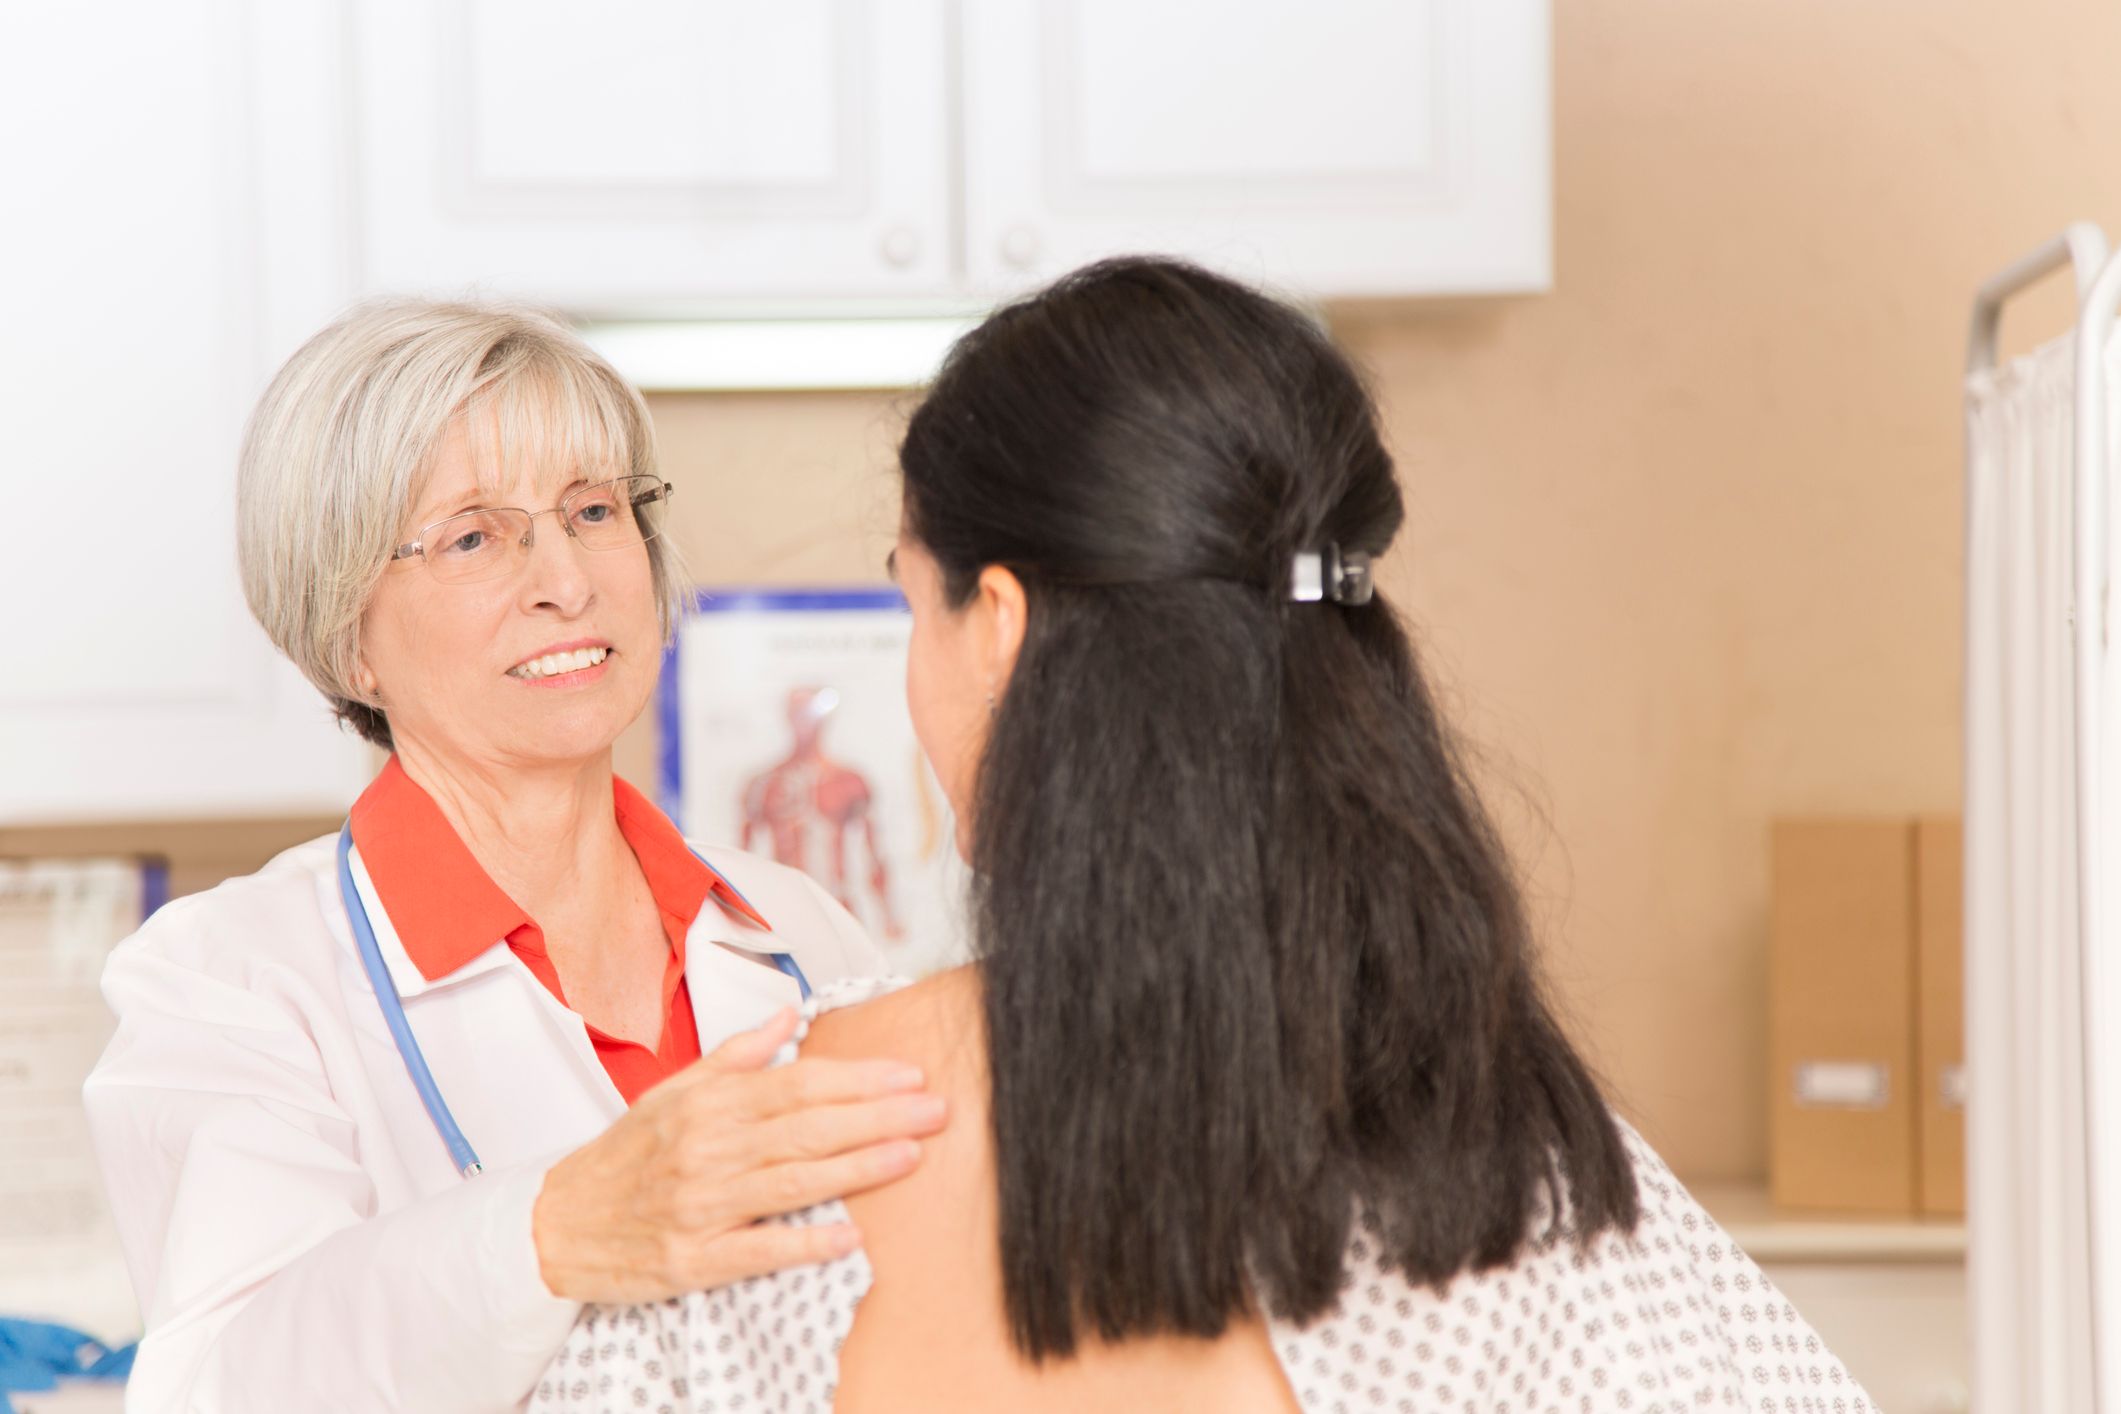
[
  {"x1": 1378, "y1": 0, "x2": 2121, "y2": 1179},
  {"x1": 630, "y1": 0, "x2": 2121, "y2": 1180},
  {"x1": 22, "y1": 0, "x2": 2121, "y2": 1181}
]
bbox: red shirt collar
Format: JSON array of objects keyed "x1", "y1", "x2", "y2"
[{"x1": 349, "y1": 755, "x2": 770, "y2": 982}]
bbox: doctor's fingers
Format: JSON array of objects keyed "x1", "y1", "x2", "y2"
[
  {"x1": 707, "y1": 1140, "x2": 927, "y2": 1229},
  {"x1": 684, "y1": 1218, "x2": 866, "y2": 1289},
  {"x1": 692, "y1": 1055, "x2": 932, "y2": 1123},
  {"x1": 708, "y1": 1090, "x2": 950, "y2": 1168}
]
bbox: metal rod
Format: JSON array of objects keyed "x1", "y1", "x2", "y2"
[{"x1": 1968, "y1": 223, "x2": 2110, "y2": 376}]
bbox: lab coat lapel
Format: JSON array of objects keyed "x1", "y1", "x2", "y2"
[
  {"x1": 396, "y1": 964, "x2": 627, "y2": 1172},
  {"x1": 685, "y1": 896, "x2": 803, "y2": 1055},
  {"x1": 338, "y1": 843, "x2": 626, "y2": 1175}
]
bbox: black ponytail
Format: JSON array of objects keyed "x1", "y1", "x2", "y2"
[{"x1": 900, "y1": 256, "x2": 1637, "y2": 1360}]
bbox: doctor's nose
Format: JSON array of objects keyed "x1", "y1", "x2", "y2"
[{"x1": 516, "y1": 509, "x2": 597, "y2": 615}]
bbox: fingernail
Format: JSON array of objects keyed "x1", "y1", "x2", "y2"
[
  {"x1": 884, "y1": 1065, "x2": 925, "y2": 1092},
  {"x1": 832, "y1": 1225, "x2": 864, "y2": 1254},
  {"x1": 909, "y1": 1094, "x2": 947, "y2": 1126},
  {"x1": 889, "y1": 1139, "x2": 923, "y2": 1170}
]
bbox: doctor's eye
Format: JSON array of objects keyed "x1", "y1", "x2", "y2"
[
  {"x1": 567, "y1": 480, "x2": 625, "y2": 526},
  {"x1": 429, "y1": 510, "x2": 515, "y2": 559},
  {"x1": 547, "y1": 476, "x2": 668, "y2": 550}
]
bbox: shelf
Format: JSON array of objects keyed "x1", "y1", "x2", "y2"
[{"x1": 1688, "y1": 1181, "x2": 1966, "y2": 1264}]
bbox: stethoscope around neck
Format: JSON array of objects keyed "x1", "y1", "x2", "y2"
[{"x1": 336, "y1": 823, "x2": 812, "y2": 1179}]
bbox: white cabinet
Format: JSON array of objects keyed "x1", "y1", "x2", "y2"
[
  {"x1": 961, "y1": 0, "x2": 1550, "y2": 298},
  {"x1": 349, "y1": 0, "x2": 956, "y2": 312},
  {"x1": 0, "y1": 0, "x2": 1546, "y2": 821},
  {"x1": 0, "y1": 2, "x2": 374, "y2": 825},
  {"x1": 346, "y1": 0, "x2": 1549, "y2": 310}
]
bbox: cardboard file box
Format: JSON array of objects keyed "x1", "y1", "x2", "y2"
[{"x1": 1769, "y1": 819, "x2": 1918, "y2": 1214}]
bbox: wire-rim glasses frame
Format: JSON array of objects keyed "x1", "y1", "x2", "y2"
[{"x1": 388, "y1": 475, "x2": 675, "y2": 585}]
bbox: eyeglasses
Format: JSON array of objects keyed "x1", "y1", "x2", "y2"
[{"x1": 389, "y1": 475, "x2": 674, "y2": 585}]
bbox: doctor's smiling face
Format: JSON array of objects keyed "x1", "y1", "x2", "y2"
[{"x1": 353, "y1": 414, "x2": 662, "y2": 775}]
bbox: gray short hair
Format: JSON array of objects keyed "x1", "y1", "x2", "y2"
[{"x1": 237, "y1": 299, "x2": 688, "y2": 748}]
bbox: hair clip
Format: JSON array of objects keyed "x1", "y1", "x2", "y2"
[{"x1": 1289, "y1": 543, "x2": 1375, "y2": 605}]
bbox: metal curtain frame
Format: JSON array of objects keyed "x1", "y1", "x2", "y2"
[
  {"x1": 1967, "y1": 224, "x2": 2110, "y2": 375},
  {"x1": 2080, "y1": 233, "x2": 2121, "y2": 1414},
  {"x1": 1967, "y1": 219, "x2": 2114, "y2": 1411}
]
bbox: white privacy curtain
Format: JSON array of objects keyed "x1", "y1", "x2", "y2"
[{"x1": 1964, "y1": 330, "x2": 2106, "y2": 1411}]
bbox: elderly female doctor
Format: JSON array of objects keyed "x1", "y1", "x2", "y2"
[{"x1": 81, "y1": 301, "x2": 945, "y2": 1412}]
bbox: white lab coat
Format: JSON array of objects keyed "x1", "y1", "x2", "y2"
[{"x1": 82, "y1": 831, "x2": 887, "y2": 1414}]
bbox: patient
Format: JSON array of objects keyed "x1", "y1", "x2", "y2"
[{"x1": 534, "y1": 258, "x2": 1870, "y2": 1412}]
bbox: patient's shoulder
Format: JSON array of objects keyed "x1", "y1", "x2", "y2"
[
  {"x1": 802, "y1": 966, "x2": 993, "y2": 1241},
  {"x1": 802, "y1": 965, "x2": 984, "y2": 1078}
]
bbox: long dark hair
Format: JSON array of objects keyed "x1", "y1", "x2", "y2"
[{"x1": 898, "y1": 257, "x2": 1638, "y2": 1361}]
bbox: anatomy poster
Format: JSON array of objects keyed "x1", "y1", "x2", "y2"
[{"x1": 660, "y1": 589, "x2": 971, "y2": 977}]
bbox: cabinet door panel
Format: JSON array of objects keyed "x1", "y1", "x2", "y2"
[
  {"x1": 962, "y1": 0, "x2": 1549, "y2": 298},
  {"x1": 352, "y1": 0, "x2": 953, "y2": 310},
  {"x1": 467, "y1": 2, "x2": 841, "y2": 189},
  {"x1": 0, "y1": 2, "x2": 251, "y2": 709},
  {"x1": 1070, "y1": 4, "x2": 1441, "y2": 185},
  {"x1": 0, "y1": 1, "x2": 372, "y2": 824}
]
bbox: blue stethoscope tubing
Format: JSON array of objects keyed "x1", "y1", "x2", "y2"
[{"x1": 336, "y1": 822, "x2": 811, "y2": 1180}]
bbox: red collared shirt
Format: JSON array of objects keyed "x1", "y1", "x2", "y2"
[{"x1": 350, "y1": 755, "x2": 771, "y2": 1105}]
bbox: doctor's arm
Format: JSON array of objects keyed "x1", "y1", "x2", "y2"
[
  {"x1": 86, "y1": 916, "x2": 936, "y2": 1411},
  {"x1": 83, "y1": 939, "x2": 582, "y2": 1413}
]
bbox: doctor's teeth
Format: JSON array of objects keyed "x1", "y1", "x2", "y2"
[{"x1": 511, "y1": 646, "x2": 609, "y2": 679}]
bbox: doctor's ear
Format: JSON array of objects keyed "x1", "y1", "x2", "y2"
[{"x1": 975, "y1": 565, "x2": 1027, "y2": 699}]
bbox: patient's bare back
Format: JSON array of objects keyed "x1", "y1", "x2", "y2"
[{"x1": 807, "y1": 967, "x2": 1305, "y2": 1414}]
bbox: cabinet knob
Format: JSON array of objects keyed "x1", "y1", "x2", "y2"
[
  {"x1": 1000, "y1": 225, "x2": 1043, "y2": 271},
  {"x1": 878, "y1": 225, "x2": 923, "y2": 269}
]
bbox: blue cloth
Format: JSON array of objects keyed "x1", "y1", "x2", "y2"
[{"x1": 0, "y1": 1320, "x2": 133, "y2": 1413}]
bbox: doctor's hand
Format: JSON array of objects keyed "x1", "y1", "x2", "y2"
[{"x1": 528, "y1": 1007, "x2": 946, "y2": 1302}]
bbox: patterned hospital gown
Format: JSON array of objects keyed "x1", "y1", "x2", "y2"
[{"x1": 532, "y1": 979, "x2": 1872, "y2": 1414}]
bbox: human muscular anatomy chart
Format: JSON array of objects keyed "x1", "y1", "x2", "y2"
[
  {"x1": 664, "y1": 589, "x2": 969, "y2": 975},
  {"x1": 739, "y1": 688, "x2": 904, "y2": 942}
]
